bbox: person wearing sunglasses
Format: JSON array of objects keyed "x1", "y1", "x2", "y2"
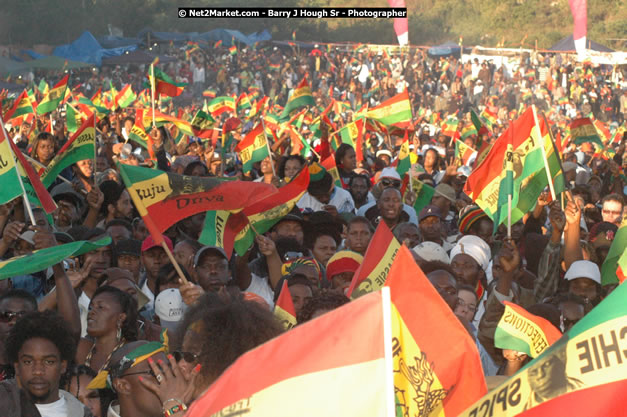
[
  {"x1": 0, "y1": 290, "x2": 37, "y2": 382},
  {"x1": 356, "y1": 167, "x2": 418, "y2": 225}
]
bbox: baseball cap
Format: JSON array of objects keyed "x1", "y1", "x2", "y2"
[
  {"x1": 50, "y1": 182, "x2": 85, "y2": 210},
  {"x1": 562, "y1": 161, "x2": 577, "y2": 173},
  {"x1": 378, "y1": 167, "x2": 401, "y2": 181},
  {"x1": 434, "y1": 183, "x2": 456, "y2": 202},
  {"x1": 376, "y1": 149, "x2": 393, "y2": 159},
  {"x1": 155, "y1": 289, "x2": 185, "y2": 331},
  {"x1": 194, "y1": 245, "x2": 228, "y2": 266},
  {"x1": 418, "y1": 205, "x2": 443, "y2": 222},
  {"x1": 116, "y1": 239, "x2": 142, "y2": 257},
  {"x1": 141, "y1": 235, "x2": 173, "y2": 252},
  {"x1": 564, "y1": 260, "x2": 601, "y2": 284},
  {"x1": 412, "y1": 242, "x2": 450, "y2": 264}
]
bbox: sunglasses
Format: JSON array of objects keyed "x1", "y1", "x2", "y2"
[
  {"x1": 381, "y1": 179, "x2": 401, "y2": 188},
  {"x1": 0, "y1": 311, "x2": 28, "y2": 323},
  {"x1": 172, "y1": 351, "x2": 199, "y2": 363}
]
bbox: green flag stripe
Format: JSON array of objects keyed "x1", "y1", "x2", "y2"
[{"x1": 0, "y1": 167, "x2": 23, "y2": 205}]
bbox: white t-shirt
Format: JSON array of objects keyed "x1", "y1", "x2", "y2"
[
  {"x1": 297, "y1": 186, "x2": 355, "y2": 213},
  {"x1": 36, "y1": 396, "x2": 68, "y2": 417},
  {"x1": 245, "y1": 273, "x2": 275, "y2": 309}
]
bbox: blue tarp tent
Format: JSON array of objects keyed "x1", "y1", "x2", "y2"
[
  {"x1": 548, "y1": 35, "x2": 614, "y2": 53},
  {"x1": 53, "y1": 31, "x2": 137, "y2": 66},
  {"x1": 428, "y1": 41, "x2": 463, "y2": 57},
  {"x1": 98, "y1": 35, "x2": 140, "y2": 49},
  {"x1": 136, "y1": 28, "x2": 272, "y2": 47}
]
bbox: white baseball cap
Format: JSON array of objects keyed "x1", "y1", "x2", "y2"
[
  {"x1": 412, "y1": 242, "x2": 450, "y2": 264},
  {"x1": 155, "y1": 289, "x2": 185, "y2": 331},
  {"x1": 564, "y1": 260, "x2": 601, "y2": 284}
]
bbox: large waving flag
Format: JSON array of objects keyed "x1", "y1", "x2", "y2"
[
  {"x1": 40, "y1": 114, "x2": 96, "y2": 188},
  {"x1": 464, "y1": 107, "x2": 565, "y2": 226},
  {"x1": 600, "y1": 217, "x2": 626, "y2": 285},
  {"x1": 274, "y1": 280, "x2": 297, "y2": 330},
  {"x1": 198, "y1": 210, "x2": 247, "y2": 259},
  {"x1": 4, "y1": 90, "x2": 34, "y2": 121},
  {"x1": 386, "y1": 246, "x2": 487, "y2": 416},
  {"x1": 190, "y1": 110, "x2": 216, "y2": 138},
  {"x1": 459, "y1": 280, "x2": 627, "y2": 417},
  {"x1": 186, "y1": 289, "x2": 395, "y2": 417},
  {"x1": 36, "y1": 75, "x2": 69, "y2": 115},
  {"x1": 366, "y1": 90, "x2": 413, "y2": 129},
  {"x1": 571, "y1": 117, "x2": 604, "y2": 148},
  {"x1": 495, "y1": 301, "x2": 562, "y2": 358},
  {"x1": 207, "y1": 96, "x2": 236, "y2": 117},
  {"x1": 118, "y1": 163, "x2": 277, "y2": 246},
  {"x1": 115, "y1": 84, "x2": 136, "y2": 108},
  {"x1": 148, "y1": 67, "x2": 186, "y2": 97},
  {"x1": 347, "y1": 222, "x2": 401, "y2": 299},
  {"x1": 235, "y1": 123, "x2": 270, "y2": 173},
  {"x1": 280, "y1": 77, "x2": 315, "y2": 120}
]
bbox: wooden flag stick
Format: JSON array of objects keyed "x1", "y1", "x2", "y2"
[
  {"x1": 161, "y1": 240, "x2": 189, "y2": 285},
  {"x1": 260, "y1": 117, "x2": 277, "y2": 177},
  {"x1": 507, "y1": 194, "x2": 512, "y2": 239},
  {"x1": 532, "y1": 105, "x2": 556, "y2": 201}
]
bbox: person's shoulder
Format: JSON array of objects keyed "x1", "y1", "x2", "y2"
[{"x1": 60, "y1": 390, "x2": 94, "y2": 417}]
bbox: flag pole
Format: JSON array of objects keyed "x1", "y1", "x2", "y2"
[
  {"x1": 532, "y1": 105, "x2": 556, "y2": 200},
  {"x1": 93, "y1": 113, "x2": 97, "y2": 176},
  {"x1": 260, "y1": 118, "x2": 277, "y2": 177},
  {"x1": 507, "y1": 194, "x2": 512, "y2": 239},
  {"x1": 0, "y1": 116, "x2": 36, "y2": 226},
  {"x1": 150, "y1": 63, "x2": 157, "y2": 130}
]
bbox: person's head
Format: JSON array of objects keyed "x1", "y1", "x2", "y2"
[
  {"x1": 426, "y1": 269, "x2": 458, "y2": 310},
  {"x1": 418, "y1": 205, "x2": 443, "y2": 242},
  {"x1": 105, "y1": 219, "x2": 132, "y2": 244},
  {"x1": 194, "y1": 246, "x2": 231, "y2": 292},
  {"x1": 87, "y1": 285, "x2": 138, "y2": 342},
  {"x1": 458, "y1": 205, "x2": 493, "y2": 246},
  {"x1": 175, "y1": 293, "x2": 283, "y2": 398},
  {"x1": 270, "y1": 214, "x2": 305, "y2": 246},
  {"x1": 454, "y1": 284, "x2": 478, "y2": 322},
  {"x1": 52, "y1": 187, "x2": 83, "y2": 229},
  {"x1": 377, "y1": 167, "x2": 402, "y2": 190},
  {"x1": 82, "y1": 238, "x2": 113, "y2": 280},
  {"x1": 335, "y1": 143, "x2": 357, "y2": 171},
  {"x1": 183, "y1": 161, "x2": 209, "y2": 177},
  {"x1": 31, "y1": 132, "x2": 56, "y2": 164},
  {"x1": 377, "y1": 187, "x2": 403, "y2": 224},
  {"x1": 115, "y1": 239, "x2": 142, "y2": 280},
  {"x1": 132, "y1": 218, "x2": 149, "y2": 242},
  {"x1": 259, "y1": 155, "x2": 276, "y2": 175},
  {"x1": 297, "y1": 290, "x2": 350, "y2": 323},
  {"x1": 348, "y1": 174, "x2": 370, "y2": 204},
  {"x1": 325, "y1": 250, "x2": 363, "y2": 292},
  {"x1": 286, "y1": 273, "x2": 314, "y2": 315},
  {"x1": 601, "y1": 194, "x2": 624, "y2": 225},
  {"x1": 100, "y1": 180, "x2": 133, "y2": 220},
  {"x1": 6, "y1": 311, "x2": 75, "y2": 404},
  {"x1": 527, "y1": 347, "x2": 568, "y2": 400},
  {"x1": 423, "y1": 148, "x2": 440, "y2": 169},
  {"x1": 553, "y1": 293, "x2": 585, "y2": 332},
  {"x1": 63, "y1": 365, "x2": 105, "y2": 417},
  {"x1": 173, "y1": 239, "x2": 202, "y2": 272},
  {"x1": 74, "y1": 159, "x2": 94, "y2": 179},
  {"x1": 101, "y1": 267, "x2": 149, "y2": 309},
  {"x1": 393, "y1": 222, "x2": 421, "y2": 248},
  {"x1": 141, "y1": 236, "x2": 172, "y2": 281},
  {"x1": 307, "y1": 171, "x2": 334, "y2": 205},
  {"x1": 345, "y1": 216, "x2": 373, "y2": 255},
  {"x1": 449, "y1": 235, "x2": 491, "y2": 287},
  {"x1": 309, "y1": 231, "x2": 338, "y2": 266},
  {"x1": 279, "y1": 155, "x2": 306, "y2": 180},
  {"x1": 432, "y1": 183, "x2": 455, "y2": 215},
  {"x1": 564, "y1": 260, "x2": 601, "y2": 309},
  {"x1": 0, "y1": 290, "x2": 38, "y2": 341},
  {"x1": 108, "y1": 341, "x2": 168, "y2": 417}
]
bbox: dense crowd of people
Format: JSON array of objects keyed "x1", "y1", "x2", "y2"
[{"x1": 0, "y1": 39, "x2": 625, "y2": 417}]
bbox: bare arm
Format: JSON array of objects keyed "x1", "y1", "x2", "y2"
[
  {"x1": 563, "y1": 197, "x2": 583, "y2": 271},
  {"x1": 256, "y1": 235, "x2": 282, "y2": 291}
]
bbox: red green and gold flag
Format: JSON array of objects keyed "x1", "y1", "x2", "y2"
[
  {"x1": 600, "y1": 218, "x2": 626, "y2": 285},
  {"x1": 190, "y1": 110, "x2": 216, "y2": 138},
  {"x1": 280, "y1": 77, "x2": 315, "y2": 120},
  {"x1": 408, "y1": 177, "x2": 436, "y2": 217},
  {"x1": 115, "y1": 84, "x2": 136, "y2": 108},
  {"x1": 441, "y1": 117, "x2": 459, "y2": 137},
  {"x1": 229, "y1": 45, "x2": 237, "y2": 55},
  {"x1": 0, "y1": 116, "x2": 28, "y2": 205},
  {"x1": 471, "y1": 108, "x2": 490, "y2": 135},
  {"x1": 117, "y1": 162, "x2": 277, "y2": 246},
  {"x1": 148, "y1": 111, "x2": 194, "y2": 137},
  {"x1": 214, "y1": 40, "x2": 222, "y2": 48},
  {"x1": 198, "y1": 210, "x2": 245, "y2": 260},
  {"x1": 274, "y1": 280, "x2": 297, "y2": 330},
  {"x1": 36, "y1": 75, "x2": 69, "y2": 115},
  {"x1": 186, "y1": 288, "x2": 394, "y2": 417},
  {"x1": 386, "y1": 246, "x2": 487, "y2": 417},
  {"x1": 571, "y1": 117, "x2": 604, "y2": 148},
  {"x1": 148, "y1": 67, "x2": 186, "y2": 97},
  {"x1": 480, "y1": 107, "x2": 498, "y2": 128},
  {"x1": 494, "y1": 301, "x2": 562, "y2": 358},
  {"x1": 235, "y1": 123, "x2": 270, "y2": 173},
  {"x1": 236, "y1": 93, "x2": 251, "y2": 112},
  {"x1": 395, "y1": 132, "x2": 411, "y2": 177},
  {"x1": 208, "y1": 96, "x2": 236, "y2": 117},
  {"x1": 320, "y1": 156, "x2": 342, "y2": 188},
  {"x1": 40, "y1": 114, "x2": 96, "y2": 188},
  {"x1": 4, "y1": 90, "x2": 34, "y2": 120},
  {"x1": 268, "y1": 62, "x2": 281, "y2": 71},
  {"x1": 335, "y1": 118, "x2": 364, "y2": 160},
  {"x1": 230, "y1": 167, "x2": 310, "y2": 255},
  {"x1": 366, "y1": 90, "x2": 413, "y2": 128},
  {"x1": 461, "y1": 123, "x2": 478, "y2": 140},
  {"x1": 455, "y1": 139, "x2": 476, "y2": 166},
  {"x1": 347, "y1": 222, "x2": 400, "y2": 299},
  {"x1": 459, "y1": 281, "x2": 627, "y2": 417},
  {"x1": 464, "y1": 107, "x2": 565, "y2": 227},
  {"x1": 128, "y1": 109, "x2": 152, "y2": 152},
  {"x1": 493, "y1": 132, "x2": 515, "y2": 232},
  {"x1": 202, "y1": 88, "x2": 217, "y2": 99}
]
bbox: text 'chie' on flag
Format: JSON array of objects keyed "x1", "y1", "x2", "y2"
[
  {"x1": 366, "y1": 90, "x2": 413, "y2": 129},
  {"x1": 117, "y1": 163, "x2": 278, "y2": 247},
  {"x1": 386, "y1": 246, "x2": 487, "y2": 417},
  {"x1": 459, "y1": 280, "x2": 627, "y2": 417},
  {"x1": 346, "y1": 221, "x2": 400, "y2": 299},
  {"x1": 36, "y1": 74, "x2": 69, "y2": 115},
  {"x1": 464, "y1": 107, "x2": 565, "y2": 228},
  {"x1": 274, "y1": 280, "x2": 297, "y2": 330},
  {"x1": 280, "y1": 77, "x2": 315, "y2": 120},
  {"x1": 235, "y1": 123, "x2": 270, "y2": 173},
  {"x1": 186, "y1": 288, "x2": 396, "y2": 417},
  {"x1": 495, "y1": 301, "x2": 562, "y2": 358},
  {"x1": 40, "y1": 113, "x2": 96, "y2": 188}
]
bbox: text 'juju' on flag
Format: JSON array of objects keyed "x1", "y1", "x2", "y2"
[
  {"x1": 495, "y1": 301, "x2": 562, "y2": 358},
  {"x1": 117, "y1": 163, "x2": 278, "y2": 246},
  {"x1": 40, "y1": 113, "x2": 96, "y2": 188},
  {"x1": 347, "y1": 221, "x2": 400, "y2": 299},
  {"x1": 464, "y1": 106, "x2": 565, "y2": 228},
  {"x1": 459, "y1": 279, "x2": 627, "y2": 417},
  {"x1": 235, "y1": 123, "x2": 270, "y2": 173}
]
